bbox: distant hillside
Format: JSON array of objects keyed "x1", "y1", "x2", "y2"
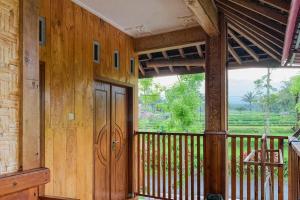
[{"x1": 228, "y1": 79, "x2": 283, "y2": 105}]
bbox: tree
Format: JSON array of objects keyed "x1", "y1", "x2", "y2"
[
  {"x1": 139, "y1": 78, "x2": 164, "y2": 112},
  {"x1": 289, "y1": 75, "x2": 300, "y2": 129},
  {"x1": 164, "y1": 74, "x2": 204, "y2": 132},
  {"x1": 254, "y1": 68, "x2": 276, "y2": 135},
  {"x1": 242, "y1": 91, "x2": 256, "y2": 111}
]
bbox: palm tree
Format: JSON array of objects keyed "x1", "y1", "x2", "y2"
[{"x1": 242, "y1": 91, "x2": 256, "y2": 111}]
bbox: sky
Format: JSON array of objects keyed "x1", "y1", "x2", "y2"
[{"x1": 153, "y1": 68, "x2": 300, "y2": 104}]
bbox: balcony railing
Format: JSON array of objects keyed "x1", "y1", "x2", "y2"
[
  {"x1": 288, "y1": 130, "x2": 300, "y2": 200},
  {"x1": 135, "y1": 131, "x2": 288, "y2": 200}
]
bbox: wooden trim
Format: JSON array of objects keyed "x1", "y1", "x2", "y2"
[
  {"x1": 39, "y1": 196, "x2": 79, "y2": 200},
  {"x1": 184, "y1": 0, "x2": 219, "y2": 36},
  {"x1": 39, "y1": 196, "x2": 78, "y2": 200},
  {"x1": 134, "y1": 26, "x2": 207, "y2": 54},
  {"x1": 0, "y1": 168, "x2": 50, "y2": 197},
  {"x1": 282, "y1": 0, "x2": 300, "y2": 65},
  {"x1": 20, "y1": 0, "x2": 41, "y2": 170}
]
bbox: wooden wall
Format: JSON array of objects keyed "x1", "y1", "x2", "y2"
[
  {"x1": 39, "y1": 0, "x2": 138, "y2": 199},
  {"x1": 0, "y1": 0, "x2": 20, "y2": 174}
]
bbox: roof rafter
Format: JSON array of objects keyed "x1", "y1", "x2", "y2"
[
  {"x1": 259, "y1": 0, "x2": 290, "y2": 12},
  {"x1": 228, "y1": 29, "x2": 259, "y2": 62},
  {"x1": 228, "y1": 43, "x2": 242, "y2": 64},
  {"x1": 217, "y1": 4, "x2": 284, "y2": 44},
  {"x1": 228, "y1": 23, "x2": 281, "y2": 61},
  {"x1": 216, "y1": 0, "x2": 286, "y2": 35},
  {"x1": 227, "y1": 16, "x2": 282, "y2": 54},
  {"x1": 228, "y1": 0, "x2": 288, "y2": 25}
]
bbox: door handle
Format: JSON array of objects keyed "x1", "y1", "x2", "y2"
[{"x1": 112, "y1": 140, "x2": 119, "y2": 151}]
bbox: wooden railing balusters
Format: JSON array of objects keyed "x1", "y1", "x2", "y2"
[
  {"x1": 191, "y1": 136, "x2": 194, "y2": 200},
  {"x1": 231, "y1": 137, "x2": 236, "y2": 200},
  {"x1": 254, "y1": 137, "x2": 258, "y2": 200},
  {"x1": 185, "y1": 135, "x2": 189, "y2": 200},
  {"x1": 168, "y1": 135, "x2": 172, "y2": 199},
  {"x1": 278, "y1": 138, "x2": 284, "y2": 200},
  {"x1": 179, "y1": 135, "x2": 183, "y2": 200},
  {"x1": 136, "y1": 132, "x2": 288, "y2": 200},
  {"x1": 174, "y1": 135, "x2": 177, "y2": 200},
  {"x1": 152, "y1": 134, "x2": 156, "y2": 196},
  {"x1": 142, "y1": 134, "x2": 145, "y2": 194},
  {"x1": 157, "y1": 134, "x2": 161, "y2": 198},
  {"x1": 247, "y1": 137, "x2": 251, "y2": 200},
  {"x1": 147, "y1": 134, "x2": 151, "y2": 195},
  {"x1": 270, "y1": 138, "x2": 274, "y2": 200},
  {"x1": 163, "y1": 135, "x2": 166, "y2": 198},
  {"x1": 137, "y1": 134, "x2": 140, "y2": 194},
  {"x1": 240, "y1": 136, "x2": 244, "y2": 200},
  {"x1": 197, "y1": 136, "x2": 201, "y2": 200}
]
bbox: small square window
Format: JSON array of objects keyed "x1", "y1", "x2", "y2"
[
  {"x1": 39, "y1": 17, "x2": 46, "y2": 46},
  {"x1": 114, "y1": 50, "x2": 120, "y2": 69},
  {"x1": 93, "y1": 41, "x2": 100, "y2": 64},
  {"x1": 130, "y1": 57, "x2": 135, "y2": 75}
]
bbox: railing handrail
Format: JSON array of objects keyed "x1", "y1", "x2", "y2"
[
  {"x1": 136, "y1": 131, "x2": 289, "y2": 139},
  {"x1": 135, "y1": 131, "x2": 204, "y2": 136},
  {"x1": 228, "y1": 134, "x2": 288, "y2": 139}
]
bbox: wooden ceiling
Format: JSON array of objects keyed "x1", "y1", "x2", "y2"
[{"x1": 137, "y1": 0, "x2": 292, "y2": 78}]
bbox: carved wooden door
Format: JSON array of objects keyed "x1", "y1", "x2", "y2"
[{"x1": 94, "y1": 83, "x2": 128, "y2": 200}]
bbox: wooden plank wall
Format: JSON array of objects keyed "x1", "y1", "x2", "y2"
[
  {"x1": 39, "y1": 0, "x2": 138, "y2": 199},
  {"x1": 0, "y1": 0, "x2": 20, "y2": 174}
]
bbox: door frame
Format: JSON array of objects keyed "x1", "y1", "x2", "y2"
[{"x1": 93, "y1": 79, "x2": 135, "y2": 200}]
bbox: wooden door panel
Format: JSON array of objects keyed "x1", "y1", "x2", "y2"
[
  {"x1": 94, "y1": 83, "x2": 111, "y2": 200},
  {"x1": 111, "y1": 86, "x2": 128, "y2": 200}
]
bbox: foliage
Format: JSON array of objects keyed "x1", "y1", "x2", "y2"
[
  {"x1": 163, "y1": 74, "x2": 204, "y2": 131},
  {"x1": 242, "y1": 91, "x2": 256, "y2": 111},
  {"x1": 139, "y1": 78, "x2": 165, "y2": 112}
]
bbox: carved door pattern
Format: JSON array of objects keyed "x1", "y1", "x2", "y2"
[{"x1": 94, "y1": 83, "x2": 128, "y2": 200}]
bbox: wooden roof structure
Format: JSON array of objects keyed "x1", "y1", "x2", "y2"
[{"x1": 137, "y1": 0, "x2": 293, "y2": 78}]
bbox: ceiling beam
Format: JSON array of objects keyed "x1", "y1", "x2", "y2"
[
  {"x1": 228, "y1": 0, "x2": 288, "y2": 25},
  {"x1": 139, "y1": 65, "x2": 145, "y2": 76},
  {"x1": 228, "y1": 29, "x2": 259, "y2": 62},
  {"x1": 259, "y1": 0, "x2": 290, "y2": 12},
  {"x1": 139, "y1": 66, "x2": 205, "y2": 78},
  {"x1": 134, "y1": 26, "x2": 207, "y2": 54},
  {"x1": 179, "y1": 48, "x2": 186, "y2": 58},
  {"x1": 228, "y1": 58, "x2": 281, "y2": 69},
  {"x1": 228, "y1": 23, "x2": 281, "y2": 61},
  {"x1": 184, "y1": 0, "x2": 219, "y2": 36},
  {"x1": 228, "y1": 43, "x2": 242, "y2": 64},
  {"x1": 146, "y1": 58, "x2": 205, "y2": 68},
  {"x1": 216, "y1": 0, "x2": 286, "y2": 35},
  {"x1": 196, "y1": 45, "x2": 204, "y2": 58}
]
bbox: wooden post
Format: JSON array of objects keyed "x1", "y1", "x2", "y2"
[
  {"x1": 20, "y1": 0, "x2": 40, "y2": 170},
  {"x1": 204, "y1": 12, "x2": 228, "y2": 199}
]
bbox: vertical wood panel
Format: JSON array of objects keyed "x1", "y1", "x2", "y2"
[
  {"x1": 0, "y1": 0, "x2": 20, "y2": 174},
  {"x1": 38, "y1": 0, "x2": 138, "y2": 199}
]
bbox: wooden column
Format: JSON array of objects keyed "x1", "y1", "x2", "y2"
[
  {"x1": 204, "y1": 12, "x2": 228, "y2": 199},
  {"x1": 20, "y1": 0, "x2": 40, "y2": 170}
]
